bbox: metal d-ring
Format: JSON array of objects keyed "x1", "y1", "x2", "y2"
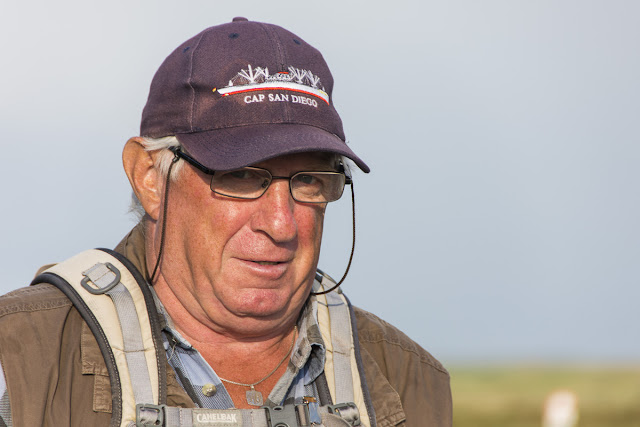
[{"x1": 81, "y1": 262, "x2": 122, "y2": 295}]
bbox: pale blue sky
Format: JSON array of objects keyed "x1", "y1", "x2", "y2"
[{"x1": 1, "y1": 0, "x2": 639, "y2": 364}]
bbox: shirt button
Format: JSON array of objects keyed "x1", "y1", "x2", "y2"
[{"x1": 202, "y1": 383, "x2": 217, "y2": 397}]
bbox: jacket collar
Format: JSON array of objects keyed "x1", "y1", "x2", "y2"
[{"x1": 114, "y1": 222, "x2": 149, "y2": 279}]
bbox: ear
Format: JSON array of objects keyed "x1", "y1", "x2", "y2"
[{"x1": 122, "y1": 137, "x2": 163, "y2": 220}]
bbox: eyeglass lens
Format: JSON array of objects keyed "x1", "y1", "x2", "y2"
[{"x1": 210, "y1": 167, "x2": 346, "y2": 203}]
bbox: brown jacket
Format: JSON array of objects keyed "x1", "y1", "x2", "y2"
[{"x1": 0, "y1": 228, "x2": 451, "y2": 426}]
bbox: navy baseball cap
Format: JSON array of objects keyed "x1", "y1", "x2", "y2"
[{"x1": 140, "y1": 17, "x2": 370, "y2": 173}]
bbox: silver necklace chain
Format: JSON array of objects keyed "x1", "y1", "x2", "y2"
[{"x1": 218, "y1": 326, "x2": 297, "y2": 389}]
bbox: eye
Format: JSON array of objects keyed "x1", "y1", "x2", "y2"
[
  {"x1": 227, "y1": 169, "x2": 254, "y2": 180},
  {"x1": 217, "y1": 168, "x2": 267, "y2": 188},
  {"x1": 212, "y1": 168, "x2": 272, "y2": 198},
  {"x1": 296, "y1": 174, "x2": 317, "y2": 185}
]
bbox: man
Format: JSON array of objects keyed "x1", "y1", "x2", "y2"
[{"x1": 0, "y1": 18, "x2": 451, "y2": 426}]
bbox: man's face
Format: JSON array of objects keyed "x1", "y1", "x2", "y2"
[{"x1": 157, "y1": 151, "x2": 334, "y2": 334}]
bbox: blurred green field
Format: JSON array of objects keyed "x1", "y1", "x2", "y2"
[{"x1": 450, "y1": 365, "x2": 640, "y2": 427}]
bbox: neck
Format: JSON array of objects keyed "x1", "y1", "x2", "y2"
[{"x1": 156, "y1": 279, "x2": 299, "y2": 408}]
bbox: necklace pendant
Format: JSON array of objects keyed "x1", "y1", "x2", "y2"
[{"x1": 246, "y1": 386, "x2": 264, "y2": 406}]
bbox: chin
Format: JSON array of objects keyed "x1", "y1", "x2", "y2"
[{"x1": 231, "y1": 288, "x2": 294, "y2": 318}]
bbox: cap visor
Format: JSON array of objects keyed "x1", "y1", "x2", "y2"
[{"x1": 176, "y1": 124, "x2": 370, "y2": 173}]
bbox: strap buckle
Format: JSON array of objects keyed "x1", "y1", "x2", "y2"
[
  {"x1": 328, "y1": 402, "x2": 361, "y2": 426},
  {"x1": 136, "y1": 403, "x2": 165, "y2": 426},
  {"x1": 262, "y1": 404, "x2": 302, "y2": 427}
]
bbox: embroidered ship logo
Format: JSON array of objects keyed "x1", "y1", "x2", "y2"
[{"x1": 214, "y1": 65, "x2": 329, "y2": 104}]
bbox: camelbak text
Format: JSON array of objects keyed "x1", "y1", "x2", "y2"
[{"x1": 195, "y1": 412, "x2": 239, "y2": 424}]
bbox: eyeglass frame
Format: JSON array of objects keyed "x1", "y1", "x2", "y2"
[{"x1": 168, "y1": 146, "x2": 352, "y2": 203}]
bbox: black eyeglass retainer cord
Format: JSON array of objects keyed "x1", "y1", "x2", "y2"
[{"x1": 149, "y1": 152, "x2": 179, "y2": 284}]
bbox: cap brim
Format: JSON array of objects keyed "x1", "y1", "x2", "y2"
[{"x1": 175, "y1": 123, "x2": 370, "y2": 173}]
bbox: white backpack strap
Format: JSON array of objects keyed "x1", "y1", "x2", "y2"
[
  {"x1": 80, "y1": 261, "x2": 155, "y2": 406},
  {"x1": 314, "y1": 271, "x2": 372, "y2": 427},
  {"x1": 323, "y1": 290, "x2": 354, "y2": 405},
  {"x1": 35, "y1": 249, "x2": 165, "y2": 427}
]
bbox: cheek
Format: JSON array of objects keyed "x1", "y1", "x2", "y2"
[
  {"x1": 298, "y1": 206, "x2": 325, "y2": 249},
  {"x1": 166, "y1": 173, "x2": 248, "y2": 257},
  {"x1": 188, "y1": 202, "x2": 253, "y2": 257}
]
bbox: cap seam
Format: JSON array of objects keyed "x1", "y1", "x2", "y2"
[
  {"x1": 187, "y1": 31, "x2": 207, "y2": 131},
  {"x1": 258, "y1": 22, "x2": 291, "y2": 122}
]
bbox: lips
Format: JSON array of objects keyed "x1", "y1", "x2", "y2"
[
  {"x1": 255, "y1": 261, "x2": 282, "y2": 266},
  {"x1": 233, "y1": 257, "x2": 291, "y2": 281}
]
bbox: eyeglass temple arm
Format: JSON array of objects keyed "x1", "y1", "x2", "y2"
[
  {"x1": 337, "y1": 162, "x2": 353, "y2": 185},
  {"x1": 168, "y1": 146, "x2": 217, "y2": 175}
]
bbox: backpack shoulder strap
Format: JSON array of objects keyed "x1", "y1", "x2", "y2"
[
  {"x1": 314, "y1": 270, "x2": 376, "y2": 427},
  {"x1": 32, "y1": 248, "x2": 166, "y2": 427}
]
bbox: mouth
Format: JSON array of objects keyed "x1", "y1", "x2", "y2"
[{"x1": 236, "y1": 258, "x2": 290, "y2": 279}]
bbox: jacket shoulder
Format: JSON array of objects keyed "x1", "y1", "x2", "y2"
[
  {"x1": 353, "y1": 306, "x2": 453, "y2": 426},
  {"x1": 0, "y1": 283, "x2": 72, "y2": 318},
  {"x1": 353, "y1": 306, "x2": 448, "y2": 376}
]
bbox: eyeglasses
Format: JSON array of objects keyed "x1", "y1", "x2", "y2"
[{"x1": 170, "y1": 147, "x2": 352, "y2": 203}]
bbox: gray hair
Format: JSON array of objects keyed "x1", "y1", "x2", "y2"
[{"x1": 129, "y1": 136, "x2": 184, "y2": 219}]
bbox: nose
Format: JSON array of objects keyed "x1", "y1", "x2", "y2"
[{"x1": 251, "y1": 178, "x2": 297, "y2": 243}]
